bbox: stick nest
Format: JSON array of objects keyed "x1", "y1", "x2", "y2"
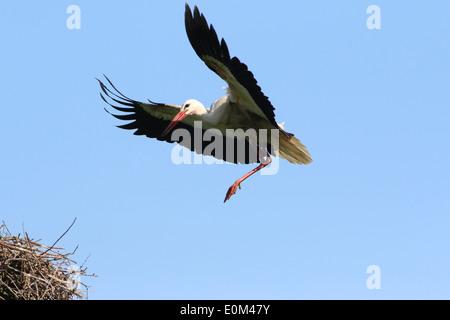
[{"x1": 0, "y1": 223, "x2": 93, "y2": 300}]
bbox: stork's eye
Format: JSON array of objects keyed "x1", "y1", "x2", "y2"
[{"x1": 185, "y1": 103, "x2": 191, "y2": 109}]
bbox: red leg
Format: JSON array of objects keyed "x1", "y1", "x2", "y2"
[{"x1": 224, "y1": 147, "x2": 272, "y2": 203}]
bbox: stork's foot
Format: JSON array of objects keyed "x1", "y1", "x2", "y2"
[{"x1": 224, "y1": 181, "x2": 242, "y2": 203}]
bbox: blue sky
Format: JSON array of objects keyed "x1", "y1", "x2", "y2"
[{"x1": 1, "y1": 1, "x2": 449, "y2": 299}]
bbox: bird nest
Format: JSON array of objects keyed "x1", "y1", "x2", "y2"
[{"x1": 0, "y1": 222, "x2": 93, "y2": 300}]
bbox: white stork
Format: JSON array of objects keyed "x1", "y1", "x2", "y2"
[{"x1": 98, "y1": 4, "x2": 312, "y2": 202}]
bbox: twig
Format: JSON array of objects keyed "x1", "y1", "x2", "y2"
[
  {"x1": 80, "y1": 253, "x2": 91, "y2": 269},
  {"x1": 41, "y1": 218, "x2": 77, "y2": 255}
]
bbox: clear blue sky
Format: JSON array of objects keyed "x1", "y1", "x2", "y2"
[{"x1": 1, "y1": 1, "x2": 449, "y2": 299}]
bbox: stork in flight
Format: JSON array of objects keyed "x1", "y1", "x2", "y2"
[{"x1": 98, "y1": 4, "x2": 312, "y2": 202}]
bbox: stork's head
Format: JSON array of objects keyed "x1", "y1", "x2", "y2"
[
  {"x1": 161, "y1": 99, "x2": 207, "y2": 137},
  {"x1": 181, "y1": 99, "x2": 207, "y2": 115}
]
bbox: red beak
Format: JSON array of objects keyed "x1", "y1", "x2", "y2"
[{"x1": 161, "y1": 110, "x2": 189, "y2": 137}]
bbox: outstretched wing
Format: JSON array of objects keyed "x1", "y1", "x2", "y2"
[
  {"x1": 98, "y1": 76, "x2": 182, "y2": 141},
  {"x1": 184, "y1": 4, "x2": 279, "y2": 129},
  {"x1": 98, "y1": 76, "x2": 260, "y2": 164}
]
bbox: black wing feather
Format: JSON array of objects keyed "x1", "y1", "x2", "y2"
[{"x1": 184, "y1": 4, "x2": 278, "y2": 128}]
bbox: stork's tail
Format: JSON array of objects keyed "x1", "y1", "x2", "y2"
[{"x1": 277, "y1": 131, "x2": 312, "y2": 165}]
